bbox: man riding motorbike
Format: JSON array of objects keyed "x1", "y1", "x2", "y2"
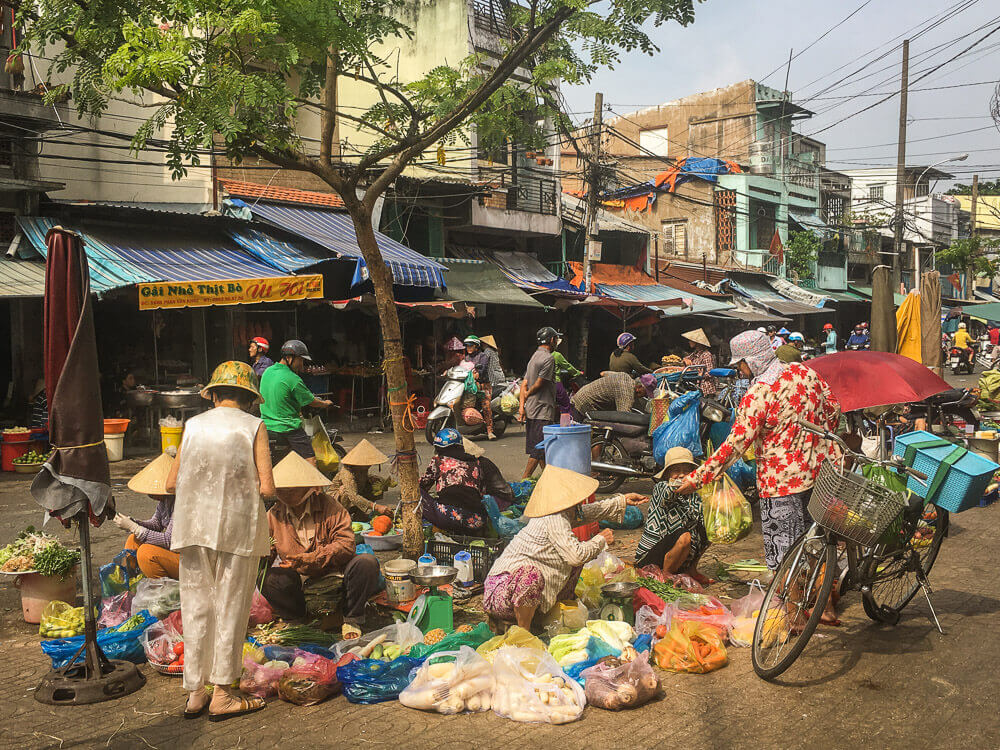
[
  {"x1": 953, "y1": 322, "x2": 976, "y2": 369},
  {"x1": 260, "y1": 339, "x2": 333, "y2": 465},
  {"x1": 845, "y1": 324, "x2": 870, "y2": 350},
  {"x1": 460, "y1": 335, "x2": 496, "y2": 440}
]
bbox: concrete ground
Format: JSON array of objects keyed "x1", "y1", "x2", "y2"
[{"x1": 2, "y1": 396, "x2": 999, "y2": 749}]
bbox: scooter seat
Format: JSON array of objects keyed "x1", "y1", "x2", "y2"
[
  {"x1": 587, "y1": 410, "x2": 650, "y2": 428},
  {"x1": 709, "y1": 368, "x2": 736, "y2": 378}
]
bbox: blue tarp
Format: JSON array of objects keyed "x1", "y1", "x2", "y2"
[
  {"x1": 594, "y1": 283, "x2": 733, "y2": 316},
  {"x1": 602, "y1": 157, "x2": 743, "y2": 202}
]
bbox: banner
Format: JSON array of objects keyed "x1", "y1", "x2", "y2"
[{"x1": 138, "y1": 275, "x2": 323, "y2": 310}]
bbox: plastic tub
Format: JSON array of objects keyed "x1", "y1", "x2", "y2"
[
  {"x1": 362, "y1": 531, "x2": 402, "y2": 550},
  {"x1": 384, "y1": 559, "x2": 417, "y2": 603},
  {"x1": 539, "y1": 423, "x2": 592, "y2": 475},
  {"x1": 160, "y1": 425, "x2": 183, "y2": 454},
  {"x1": 2, "y1": 440, "x2": 44, "y2": 472},
  {"x1": 14, "y1": 570, "x2": 77, "y2": 624},
  {"x1": 104, "y1": 433, "x2": 125, "y2": 462},
  {"x1": 103, "y1": 418, "x2": 130, "y2": 435},
  {"x1": 2, "y1": 429, "x2": 32, "y2": 444}
]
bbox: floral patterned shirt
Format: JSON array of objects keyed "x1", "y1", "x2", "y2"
[{"x1": 688, "y1": 363, "x2": 842, "y2": 498}]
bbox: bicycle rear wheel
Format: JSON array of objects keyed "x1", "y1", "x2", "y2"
[
  {"x1": 862, "y1": 505, "x2": 949, "y2": 624},
  {"x1": 752, "y1": 526, "x2": 837, "y2": 680}
]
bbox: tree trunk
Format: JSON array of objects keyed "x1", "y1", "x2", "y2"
[{"x1": 347, "y1": 206, "x2": 423, "y2": 559}]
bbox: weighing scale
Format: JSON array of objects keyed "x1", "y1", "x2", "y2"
[
  {"x1": 409, "y1": 565, "x2": 458, "y2": 633},
  {"x1": 598, "y1": 582, "x2": 641, "y2": 625}
]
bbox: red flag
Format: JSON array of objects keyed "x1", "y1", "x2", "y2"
[
  {"x1": 769, "y1": 229, "x2": 784, "y2": 263},
  {"x1": 947, "y1": 272, "x2": 961, "y2": 292}
]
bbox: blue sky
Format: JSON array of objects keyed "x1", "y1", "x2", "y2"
[{"x1": 563, "y1": 0, "x2": 1000, "y2": 187}]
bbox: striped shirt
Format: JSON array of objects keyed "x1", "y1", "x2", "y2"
[
  {"x1": 487, "y1": 495, "x2": 626, "y2": 615},
  {"x1": 571, "y1": 372, "x2": 636, "y2": 415}
]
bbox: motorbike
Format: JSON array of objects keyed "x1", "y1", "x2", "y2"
[
  {"x1": 587, "y1": 394, "x2": 731, "y2": 494},
  {"x1": 949, "y1": 344, "x2": 977, "y2": 375},
  {"x1": 424, "y1": 364, "x2": 515, "y2": 442}
]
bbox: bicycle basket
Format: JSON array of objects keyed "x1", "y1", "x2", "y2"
[{"x1": 808, "y1": 461, "x2": 907, "y2": 547}]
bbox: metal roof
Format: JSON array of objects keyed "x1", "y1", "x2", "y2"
[
  {"x1": 438, "y1": 259, "x2": 544, "y2": 308},
  {"x1": 595, "y1": 282, "x2": 732, "y2": 317},
  {"x1": 450, "y1": 247, "x2": 585, "y2": 296},
  {"x1": 0, "y1": 256, "x2": 46, "y2": 298}
]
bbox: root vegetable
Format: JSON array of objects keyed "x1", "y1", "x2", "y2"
[{"x1": 359, "y1": 634, "x2": 387, "y2": 659}]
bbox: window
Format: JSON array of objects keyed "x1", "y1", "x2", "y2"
[
  {"x1": 661, "y1": 220, "x2": 687, "y2": 258},
  {"x1": 868, "y1": 184, "x2": 885, "y2": 203},
  {"x1": 639, "y1": 127, "x2": 669, "y2": 157}
]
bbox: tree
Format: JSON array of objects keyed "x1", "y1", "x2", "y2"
[
  {"x1": 937, "y1": 236, "x2": 1000, "y2": 296},
  {"x1": 786, "y1": 230, "x2": 820, "y2": 281},
  {"x1": 16, "y1": 0, "x2": 700, "y2": 557},
  {"x1": 947, "y1": 179, "x2": 1000, "y2": 196}
]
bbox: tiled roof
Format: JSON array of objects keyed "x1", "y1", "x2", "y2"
[{"x1": 218, "y1": 179, "x2": 346, "y2": 209}]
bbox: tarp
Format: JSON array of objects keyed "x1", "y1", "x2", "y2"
[
  {"x1": 968, "y1": 302, "x2": 1000, "y2": 324},
  {"x1": 871, "y1": 266, "x2": 898, "y2": 353},
  {"x1": 438, "y1": 259, "x2": 544, "y2": 308},
  {"x1": 849, "y1": 284, "x2": 909, "y2": 307},
  {"x1": 595, "y1": 283, "x2": 732, "y2": 317},
  {"x1": 451, "y1": 248, "x2": 585, "y2": 296},
  {"x1": 725, "y1": 276, "x2": 831, "y2": 317},
  {"x1": 0, "y1": 256, "x2": 46, "y2": 298},
  {"x1": 895, "y1": 291, "x2": 922, "y2": 363},
  {"x1": 921, "y1": 271, "x2": 943, "y2": 375},
  {"x1": 768, "y1": 277, "x2": 831, "y2": 308},
  {"x1": 601, "y1": 157, "x2": 743, "y2": 212},
  {"x1": 788, "y1": 210, "x2": 832, "y2": 237}
]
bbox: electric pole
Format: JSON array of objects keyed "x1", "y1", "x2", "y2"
[
  {"x1": 892, "y1": 40, "x2": 909, "y2": 291},
  {"x1": 969, "y1": 173, "x2": 979, "y2": 299},
  {"x1": 582, "y1": 91, "x2": 604, "y2": 294}
]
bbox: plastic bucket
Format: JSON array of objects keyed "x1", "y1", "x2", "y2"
[
  {"x1": 2, "y1": 440, "x2": 43, "y2": 471},
  {"x1": 540, "y1": 424, "x2": 592, "y2": 475},
  {"x1": 160, "y1": 425, "x2": 183, "y2": 454},
  {"x1": 104, "y1": 433, "x2": 125, "y2": 462},
  {"x1": 103, "y1": 418, "x2": 130, "y2": 435},
  {"x1": 383, "y1": 559, "x2": 416, "y2": 603},
  {"x1": 15, "y1": 569, "x2": 77, "y2": 624}
]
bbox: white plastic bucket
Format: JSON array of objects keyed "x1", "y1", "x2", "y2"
[
  {"x1": 104, "y1": 433, "x2": 125, "y2": 462},
  {"x1": 383, "y1": 559, "x2": 416, "y2": 603}
]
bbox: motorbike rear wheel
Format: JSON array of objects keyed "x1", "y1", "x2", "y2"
[{"x1": 590, "y1": 435, "x2": 628, "y2": 494}]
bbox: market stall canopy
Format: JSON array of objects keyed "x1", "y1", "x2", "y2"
[
  {"x1": 716, "y1": 298, "x2": 790, "y2": 324},
  {"x1": 437, "y1": 259, "x2": 544, "y2": 308},
  {"x1": 726, "y1": 274, "x2": 831, "y2": 317},
  {"x1": 246, "y1": 202, "x2": 447, "y2": 289},
  {"x1": 805, "y1": 350, "x2": 950, "y2": 412},
  {"x1": 968, "y1": 302, "x2": 1000, "y2": 324},
  {"x1": 567, "y1": 262, "x2": 732, "y2": 317},
  {"x1": 327, "y1": 295, "x2": 472, "y2": 319},
  {"x1": 0, "y1": 256, "x2": 46, "y2": 297},
  {"x1": 848, "y1": 284, "x2": 907, "y2": 307},
  {"x1": 768, "y1": 277, "x2": 833, "y2": 308},
  {"x1": 449, "y1": 247, "x2": 585, "y2": 296}
]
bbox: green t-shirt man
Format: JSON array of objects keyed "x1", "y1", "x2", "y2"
[{"x1": 260, "y1": 362, "x2": 315, "y2": 433}]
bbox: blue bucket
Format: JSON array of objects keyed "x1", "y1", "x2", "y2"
[{"x1": 539, "y1": 424, "x2": 592, "y2": 475}]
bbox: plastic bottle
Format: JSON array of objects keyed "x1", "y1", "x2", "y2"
[
  {"x1": 417, "y1": 553, "x2": 437, "y2": 566},
  {"x1": 453, "y1": 551, "x2": 474, "y2": 586}
]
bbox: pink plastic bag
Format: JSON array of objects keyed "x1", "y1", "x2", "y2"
[
  {"x1": 98, "y1": 592, "x2": 133, "y2": 628},
  {"x1": 662, "y1": 595, "x2": 733, "y2": 634},
  {"x1": 240, "y1": 654, "x2": 287, "y2": 699},
  {"x1": 162, "y1": 609, "x2": 183, "y2": 635},
  {"x1": 249, "y1": 589, "x2": 273, "y2": 626}
]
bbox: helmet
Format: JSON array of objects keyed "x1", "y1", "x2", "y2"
[
  {"x1": 616, "y1": 332, "x2": 636, "y2": 349},
  {"x1": 537, "y1": 326, "x2": 560, "y2": 346},
  {"x1": 636, "y1": 373, "x2": 657, "y2": 398},
  {"x1": 200, "y1": 361, "x2": 262, "y2": 402},
  {"x1": 444, "y1": 336, "x2": 465, "y2": 351},
  {"x1": 767, "y1": 325, "x2": 777, "y2": 333},
  {"x1": 281, "y1": 339, "x2": 312, "y2": 361},
  {"x1": 788, "y1": 332, "x2": 805, "y2": 343},
  {"x1": 756, "y1": 327, "x2": 767, "y2": 334},
  {"x1": 433, "y1": 427, "x2": 462, "y2": 448},
  {"x1": 959, "y1": 322, "x2": 967, "y2": 329},
  {"x1": 778, "y1": 327, "x2": 790, "y2": 336},
  {"x1": 250, "y1": 336, "x2": 269, "y2": 351},
  {"x1": 463, "y1": 335, "x2": 481, "y2": 347},
  {"x1": 861, "y1": 321, "x2": 869, "y2": 329},
  {"x1": 823, "y1": 323, "x2": 834, "y2": 331}
]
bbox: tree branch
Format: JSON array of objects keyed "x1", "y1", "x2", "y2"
[{"x1": 319, "y1": 48, "x2": 338, "y2": 166}]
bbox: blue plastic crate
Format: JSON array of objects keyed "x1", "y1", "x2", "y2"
[{"x1": 893, "y1": 431, "x2": 1000, "y2": 513}]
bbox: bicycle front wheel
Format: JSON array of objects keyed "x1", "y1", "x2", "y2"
[{"x1": 752, "y1": 526, "x2": 837, "y2": 680}]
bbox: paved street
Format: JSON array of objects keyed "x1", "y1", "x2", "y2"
[{"x1": 2, "y1": 403, "x2": 999, "y2": 749}]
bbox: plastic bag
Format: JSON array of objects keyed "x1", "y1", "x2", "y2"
[
  {"x1": 42, "y1": 610, "x2": 156, "y2": 668},
  {"x1": 278, "y1": 653, "x2": 353, "y2": 706},
  {"x1": 98, "y1": 592, "x2": 133, "y2": 629},
  {"x1": 728, "y1": 582, "x2": 766, "y2": 648},
  {"x1": 652, "y1": 620, "x2": 728, "y2": 674},
  {"x1": 483, "y1": 493, "x2": 522, "y2": 538},
  {"x1": 500, "y1": 392, "x2": 518, "y2": 414},
  {"x1": 582, "y1": 655, "x2": 660, "y2": 710},
  {"x1": 131, "y1": 577, "x2": 181, "y2": 619},
  {"x1": 634, "y1": 604, "x2": 670, "y2": 638},
  {"x1": 726, "y1": 457, "x2": 756, "y2": 492},
  {"x1": 336, "y1": 656, "x2": 424, "y2": 704},
  {"x1": 248, "y1": 589, "x2": 273, "y2": 626},
  {"x1": 491, "y1": 646, "x2": 585, "y2": 724},
  {"x1": 38, "y1": 601, "x2": 86, "y2": 638},
  {"x1": 477, "y1": 626, "x2": 546, "y2": 663},
  {"x1": 701, "y1": 474, "x2": 752, "y2": 544},
  {"x1": 662, "y1": 596, "x2": 733, "y2": 634},
  {"x1": 408, "y1": 622, "x2": 493, "y2": 659},
  {"x1": 334, "y1": 622, "x2": 425, "y2": 659},
  {"x1": 548, "y1": 631, "x2": 619, "y2": 668},
  {"x1": 304, "y1": 415, "x2": 340, "y2": 474},
  {"x1": 99, "y1": 549, "x2": 143, "y2": 598},
  {"x1": 399, "y1": 647, "x2": 496, "y2": 714},
  {"x1": 575, "y1": 551, "x2": 636, "y2": 610},
  {"x1": 600, "y1": 504, "x2": 644, "y2": 530},
  {"x1": 539, "y1": 600, "x2": 589, "y2": 638},
  {"x1": 652, "y1": 390, "x2": 703, "y2": 463},
  {"x1": 240, "y1": 655, "x2": 289, "y2": 699},
  {"x1": 139, "y1": 618, "x2": 184, "y2": 671}
]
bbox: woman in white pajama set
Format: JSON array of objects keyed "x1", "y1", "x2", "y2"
[{"x1": 166, "y1": 361, "x2": 275, "y2": 721}]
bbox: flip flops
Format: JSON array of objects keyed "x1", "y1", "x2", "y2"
[{"x1": 208, "y1": 695, "x2": 266, "y2": 723}]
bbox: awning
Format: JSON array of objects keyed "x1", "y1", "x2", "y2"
[
  {"x1": 768, "y1": 277, "x2": 831, "y2": 308},
  {"x1": 968, "y1": 302, "x2": 1000, "y2": 324},
  {"x1": 450, "y1": 247, "x2": 585, "y2": 296},
  {"x1": 815, "y1": 287, "x2": 865, "y2": 303},
  {"x1": 438, "y1": 259, "x2": 544, "y2": 308},
  {"x1": 595, "y1": 283, "x2": 732, "y2": 317},
  {"x1": 248, "y1": 202, "x2": 446, "y2": 288},
  {"x1": 0, "y1": 256, "x2": 46, "y2": 298},
  {"x1": 717, "y1": 301, "x2": 791, "y2": 324},
  {"x1": 848, "y1": 285, "x2": 906, "y2": 307},
  {"x1": 228, "y1": 227, "x2": 332, "y2": 272},
  {"x1": 788, "y1": 210, "x2": 831, "y2": 236},
  {"x1": 727, "y1": 276, "x2": 831, "y2": 316},
  {"x1": 328, "y1": 295, "x2": 472, "y2": 319},
  {"x1": 975, "y1": 289, "x2": 1000, "y2": 304}
]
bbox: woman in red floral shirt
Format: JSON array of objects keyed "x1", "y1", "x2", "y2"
[{"x1": 677, "y1": 330, "x2": 841, "y2": 607}]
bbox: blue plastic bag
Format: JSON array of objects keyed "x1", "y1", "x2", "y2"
[
  {"x1": 41, "y1": 609, "x2": 157, "y2": 668},
  {"x1": 632, "y1": 633, "x2": 653, "y2": 653},
  {"x1": 726, "y1": 458, "x2": 756, "y2": 492},
  {"x1": 483, "y1": 494, "x2": 523, "y2": 537},
  {"x1": 652, "y1": 390, "x2": 703, "y2": 463},
  {"x1": 600, "y1": 504, "x2": 644, "y2": 530},
  {"x1": 98, "y1": 549, "x2": 143, "y2": 598},
  {"x1": 336, "y1": 656, "x2": 424, "y2": 704}
]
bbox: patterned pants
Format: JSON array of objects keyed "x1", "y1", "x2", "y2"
[
  {"x1": 482, "y1": 564, "x2": 544, "y2": 621},
  {"x1": 759, "y1": 492, "x2": 811, "y2": 571}
]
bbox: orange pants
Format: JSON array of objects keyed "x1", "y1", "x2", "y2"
[{"x1": 125, "y1": 534, "x2": 180, "y2": 579}]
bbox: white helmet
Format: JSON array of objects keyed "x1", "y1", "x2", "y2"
[{"x1": 959, "y1": 322, "x2": 967, "y2": 329}]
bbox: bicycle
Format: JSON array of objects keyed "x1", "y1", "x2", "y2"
[{"x1": 751, "y1": 420, "x2": 949, "y2": 680}]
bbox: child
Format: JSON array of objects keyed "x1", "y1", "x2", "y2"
[{"x1": 635, "y1": 446, "x2": 711, "y2": 585}]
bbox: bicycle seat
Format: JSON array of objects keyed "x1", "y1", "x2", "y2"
[{"x1": 587, "y1": 410, "x2": 650, "y2": 428}]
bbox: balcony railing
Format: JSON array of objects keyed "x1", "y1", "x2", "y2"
[{"x1": 471, "y1": 0, "x2": 512, "y2": 37}]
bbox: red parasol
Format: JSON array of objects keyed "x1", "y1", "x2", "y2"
[{"x1": 805, "y1": 350, "x2": 951, "y2": 413}]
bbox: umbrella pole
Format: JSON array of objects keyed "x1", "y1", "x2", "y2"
[{"x1": 77, "y1": 515, "x2": 105, "y2": 675}]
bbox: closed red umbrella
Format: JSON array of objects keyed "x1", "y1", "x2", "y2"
[{"x1": 805, "y1": 350, "x2": 951, "y2": 413}]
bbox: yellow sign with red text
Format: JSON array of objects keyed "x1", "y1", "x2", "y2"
[{"x1": 138, "y1": 275, "x2": 324, "y2": 310}]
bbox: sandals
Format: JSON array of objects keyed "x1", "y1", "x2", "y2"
[
  {"x1": 184, "y1": 691, "x2": 210, "y2": 719},
  {"x1": 208, "y1": 695, "x2": 266, "y2": 722}
]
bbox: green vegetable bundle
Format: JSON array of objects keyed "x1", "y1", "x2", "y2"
[{"x1": 635, "y1": 576, "x2": 687, "y2": 602}]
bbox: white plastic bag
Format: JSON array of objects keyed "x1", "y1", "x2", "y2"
[
  {"x1": 399, "y1": 647, "x2": 495, "y2": 714},
  {"x1": 581, "y1": 654, "x2": 660, "y2": 710},
  {"x1": 539, "y1": 599, "x2": 589, "y2": 638},
  {"x1": 333, "y1": 622, "x2": 424, "y2": 658},
  {"x1": 634, "y1": 604, "x2": 670, "y2": 639},
  {"x1": 130, "y1": 578, "x2": 180, "y2": 619},
  {"x1": 728, "y1": 581, "x2": 766, "y2": 648},
  {"x1": 491, "y1": 646, "x2": 585, "y2": 724}
]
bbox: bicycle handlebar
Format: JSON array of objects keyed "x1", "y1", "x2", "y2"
[{"x1": 797, "y1": 419, "x2": 928, "y2": 484}]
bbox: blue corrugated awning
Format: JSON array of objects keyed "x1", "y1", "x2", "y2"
[
  {"x1": 228, "y1": 227, "x2": 331, "y2": 272},
  {"x1": 248, "y1": 203, "x2": 446, "y2": 288},
  {"x1": 595, "y1": 283, "x2": 733, "y2": 316}
]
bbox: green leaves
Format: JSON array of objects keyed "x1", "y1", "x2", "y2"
[{"x1": 787, "y1": 230, "x2": 820, "y2": 281}]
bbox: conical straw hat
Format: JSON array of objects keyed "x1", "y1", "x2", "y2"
[
  {"x1": 127, "y1": 453, "x2": 176, "y2": 495},
  {"x1": 273, "y1": 451, "x2": 332, "y2": 488},
  {"x1": 522, "y1": 464, "x2": 599, "y2": 518},
  {"x1": 341, "y1": 438, "x2": 388, "y2": 466},
  {"x1": 479, "y1": 335, "x2": 499, "y2": 351},
  {"x1": 462, "y1": 437, "x2": 485, "y2": 458},
  {"x1": 682, "y1": 328, "x2": 710, "y2": 347}
]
